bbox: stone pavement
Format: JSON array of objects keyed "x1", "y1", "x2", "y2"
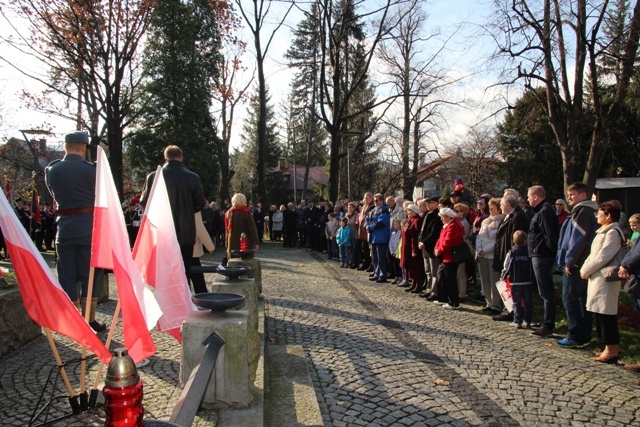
[
  {"x1": 1, "y1": 243, "x2": 640, "y2": 426},
  {"x1": 261, "y1": 245, "x2": 640, "y2": 427}
]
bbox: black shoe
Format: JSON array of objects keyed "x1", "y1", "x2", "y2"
[
  {"x1": 492, "y1": 313, "x2": 514, "y2": 322},
  {"x1": 530, "y1": 327, "x2": 553, "y2": 338},
  {"x1": 356, "y1": 265, "x2": 367, "y2": 271},
  {"x1": 369, "y1": 273, "x2": 376, "y2": 278},
  {"x1": 89, "y1": 321, "x2": 107, "y2": 332},
  {"x1": 365, "y1": 266, "x2": 374, "y2": 272},
  {"x1": 481, "y1": 306, "x2": 494, "y2": 312},
  {"x1": 426, "y1": 295, "x2": 439, "y2": 301},
  {"x1": 368, "y1": 277, "x2": 379, "y2": 281},
  {"x1": 376, "y1": 279, "x2": 387, "y2": 284},
  {"x1": 350, "y1": 265, "x2": 358, "y2": 269}
]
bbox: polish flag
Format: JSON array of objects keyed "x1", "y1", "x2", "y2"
[
  {"x1": 91, "y1": 146, "x2": 162, "y2": 363},
  {"x1": 0, "y1": 191, "x2": 111, "y2": 364},
  {"x1": 132, "y1": 166, "x2": 195, "y2": 343}
]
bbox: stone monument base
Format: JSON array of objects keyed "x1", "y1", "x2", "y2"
[{"x1": 181, "y1": 310, "x2": 253, "y2": 409}]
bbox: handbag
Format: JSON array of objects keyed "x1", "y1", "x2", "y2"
[
  {"x1": 605, "y1": 228, "x2": 629, "y2": 282},
  {"x1": 451, "y1": 241, "x2": 472, "y2": 263},
  {"x1": 624, "y1": 274, "x2": 640, "y2": 299}
]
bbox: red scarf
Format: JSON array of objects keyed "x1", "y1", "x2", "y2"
[{"x1": 225, "y1": 206, "x2": 250, "y2": 232}]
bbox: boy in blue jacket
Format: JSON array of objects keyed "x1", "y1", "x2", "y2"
[{"x1": 336, "y1": 217, "x2": 352, "y2": 268}]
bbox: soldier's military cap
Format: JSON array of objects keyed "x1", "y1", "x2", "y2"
[{"x1": 64, "y1": 131, "x2": 89, "y2": 144}]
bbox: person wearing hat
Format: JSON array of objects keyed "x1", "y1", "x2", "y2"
[
  {"x1": 400, "y1": 203, "x2": 425, "y2": 291},
  {"x1": 433, "y1": 207, "x2": 465, "y2": 309},
  {"x1": 418, "y1": 197, "x2": 443, "y2": 299},
  {"x1": 45, "y1": 131, "x2": 106, "y2": 332},
  {"x1": 14, "y1": 197, "x2": 31, "y2": 231}
]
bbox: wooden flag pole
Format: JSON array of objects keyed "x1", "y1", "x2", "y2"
[
  {"x1": 44, "y1": 328, "x2": 76, "y2": 397},
  {"x1": 92, "y1": 300, "x2": 121, "y2": 390},
  {"x1": 78, "y1": 266, "x2": 96, "y2": 405}
]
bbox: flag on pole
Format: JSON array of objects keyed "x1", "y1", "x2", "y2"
[
  {"x1": 0, "y1": 190, "x2": 111, "y2": 364},
  {"x1": 132, "y1": 166, "x2": 195, "y2": 343},
  {"x1": 31, "y1": 189, "x2": 41, "y2": 224},
  {"x1": 91, "y1": 146, "x2": 162, "y2": 363}
]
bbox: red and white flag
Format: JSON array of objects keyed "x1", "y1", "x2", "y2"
[
  {"x1": 132, "y1": 166, "x2": 195, "y2": 343},
  {"x1": 0, "y1": 190, "x2": 111, "y2": 364},
  {"x1": 91, "y1": 146, "x2": 162, "y2": 363}
]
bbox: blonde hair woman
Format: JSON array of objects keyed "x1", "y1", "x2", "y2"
[{"x1": 225, "y1": 193, "x2": 260, "y2": 260}]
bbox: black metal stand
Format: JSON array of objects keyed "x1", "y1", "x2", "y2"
[{"x1": 28, "y1": 355, "x2": 102, "y2": 427}]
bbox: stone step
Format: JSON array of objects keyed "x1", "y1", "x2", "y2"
[{"x1": 264, "y1": 345, "x2": 323, "y2": 427}]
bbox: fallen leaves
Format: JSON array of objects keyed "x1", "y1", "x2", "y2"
[{"x1": 433, "y1": 378, "x2": 450, "y2": 386}]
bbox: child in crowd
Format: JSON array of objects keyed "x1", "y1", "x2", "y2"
[
  {"x1": 629, "y1": 213, "x2": 640, "y2": 247},
  {"x1": 389, "y1": 219, "x2": 402, "y2": 284},
  {"x1": 501, "y1": 230, "x2": 533, "y2": 329},
  {"x1": 336, "y1": 217, "x2": 352, "y2": 268},
  {"x1": 325, "y1": 213, "x2": 337, "y2": 260},
  {"x1": 331, "y1": 215, "x2": 340, "y2": 260}
]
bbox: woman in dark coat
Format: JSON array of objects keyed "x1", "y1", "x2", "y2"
[
  {"x1": 400, "y1": 204, "x2": 424, "y2": 293},
  {"x1": 225, "y1": 193, "x2": 260, "y2": 260}
]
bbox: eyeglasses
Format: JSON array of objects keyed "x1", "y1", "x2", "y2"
[
  {"x1": 476, "y1": 202, "x2": 485, "y2": 205},
  {"x1": 454, "y1": 209, "x2": 461, "y2": 213}
]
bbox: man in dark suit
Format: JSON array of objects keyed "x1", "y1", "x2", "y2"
[
  {"x1": 492, "y1": 194, "x2": 529, "y2": 321},
  {"x1": 45, "y1": 131, "x2": 105, "y2": 332},
  {"x1": 140, "y1": 145, "x2": 205, "y2": 286}
]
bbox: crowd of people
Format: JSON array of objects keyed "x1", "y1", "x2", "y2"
[
  {"x1": 235, "y1": 179, "x2": 640, "y2": 372},
  {"x1": 5, "y1": 135, "x2": 640, "y2": 374}
]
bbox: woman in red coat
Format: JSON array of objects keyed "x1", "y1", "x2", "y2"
[
  {"x1": 434, "y1": 207, "x2": 465, "y2": 309},
  {"x1": 400, "y1": 204, "x2": 424, "y2": 293}
]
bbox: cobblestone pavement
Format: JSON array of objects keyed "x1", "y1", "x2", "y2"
[
  {"x1": 0, "y1": 252, "x2": 218, "y2": 427},
  {"x1": 2, "y1": 243, "x2": 640, "y2": 426},
  {"x1": 262, "y1": 245, "x2": 640, "y2": 427}
]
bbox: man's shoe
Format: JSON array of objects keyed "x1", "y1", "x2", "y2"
[
  {"x1": 492, "y1": 312, "x2": 514, "y2": 322},
  {"x1": 376, "y1": 279, "x2": 387, "y2": 283},
  {"x1": 557, "y1": 338, "x2": 581, "y2": 348},
  {"x1": 426, "y1": 295, "x2": 439, "y2": 301},
  {"x1": 350, "y1": 265, "x2": 358, "y2": 269},
  {"x1": 531, "y1": 327, "x2": 553, "y2": 338},
  {"x1": 443, "y1": 303, "x2": 460, "y2": 310},
  {"x1": 481, "y1": 306, "x2": 494, "y2": 312},
  {"x1": 368, "y1": 276, "x2": 379, "y2": 281},
  {"x1": 356, "y1": 265, "x2": 367, "y2": 271},
  {"x1": 365, "y1": 266, "x2": 374, "y2": 272},
  {"x1": 397, "y1": 281, "x2": 409, "y2": 288},
  {"x1": 419, "y1": 292, "x2": 431, "y2": 299},
  {"x1": 369, "y1": 273, "x2": 375, "y2": 278},
  {"x1": 89, "y1": 321, "x2": 107, "y2": 333},
  {"x1": 625, "y1": 363, "x2": 640, "y2": 372}
]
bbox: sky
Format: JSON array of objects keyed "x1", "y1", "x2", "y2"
[{"x1": 0, "y1": 0, "x2": 511, "y2": 152}]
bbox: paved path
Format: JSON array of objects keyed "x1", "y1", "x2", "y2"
[
  {"x1": 1, "y1": 243, "x2": 640, "y2": 426},
  {"x1": 262, "y1": 245, "x2": 640, "y2": 427}
]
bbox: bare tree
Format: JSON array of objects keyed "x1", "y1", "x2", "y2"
[
  {"x1": 377, "y1": 0, "x2": 462, "y2": 197},
  {"x1": 490, "y1": 0, "x2": 640, "y2": 195},
  {"x1": 235, "y1": 0, "x2": 293, "y2": 204},
  {"x1": 213, "y1": 42, "x2": 254, "y2": 203},
  {"x1": 0, "y1": 0, "x2": 154, "y2": 197}
]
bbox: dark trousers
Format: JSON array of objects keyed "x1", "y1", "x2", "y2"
[
  {"x1": 532, "y1": 256, "x2": 556, "y2": 331},
  {"x1": 437, "y1": 262, "x2": 460, "y2": 307},
  {"x1": 180, "y1": 244, "x2": 194, "y2": 290},
  {"x1": 284, "y1": 225, "x2": 296, "y2": 247},
  {"x1": 562, "y1": 267, "x2": 592, "y2": 343},
  {"x1": 190, "y1": 257, "x2": 208, "y2": 294},
  {"x1": 511, "y1": 284, "x2": 533, "y2": 324},
  {"x1": 594, "y1": 312, "x2": 619, "y2": 345},
  {"x1": 56, "y1": 240, "x2": 96, "y2": 301}
]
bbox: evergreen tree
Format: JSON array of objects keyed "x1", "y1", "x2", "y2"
[
  {"x1": 127, "y1": 0, "x2": 223, "y2": 198},
  {"x1": 232, "y1": 85, "x2": 283, "y2": 203}
]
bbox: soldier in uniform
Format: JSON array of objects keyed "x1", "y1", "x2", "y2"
[{"x1": 45, "y1": 131, "x2": 105, "y2": 332}]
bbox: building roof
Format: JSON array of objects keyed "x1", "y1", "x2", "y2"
[
  {"x1": 281, "y1": 165, "x2": 328, "y2": 191},
  {"x1": 415, "y1": 154, "x2": 456, "y2": 183},
  {"x1": 595, "y1": 177, "x2": 640, "y2": 189}
]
